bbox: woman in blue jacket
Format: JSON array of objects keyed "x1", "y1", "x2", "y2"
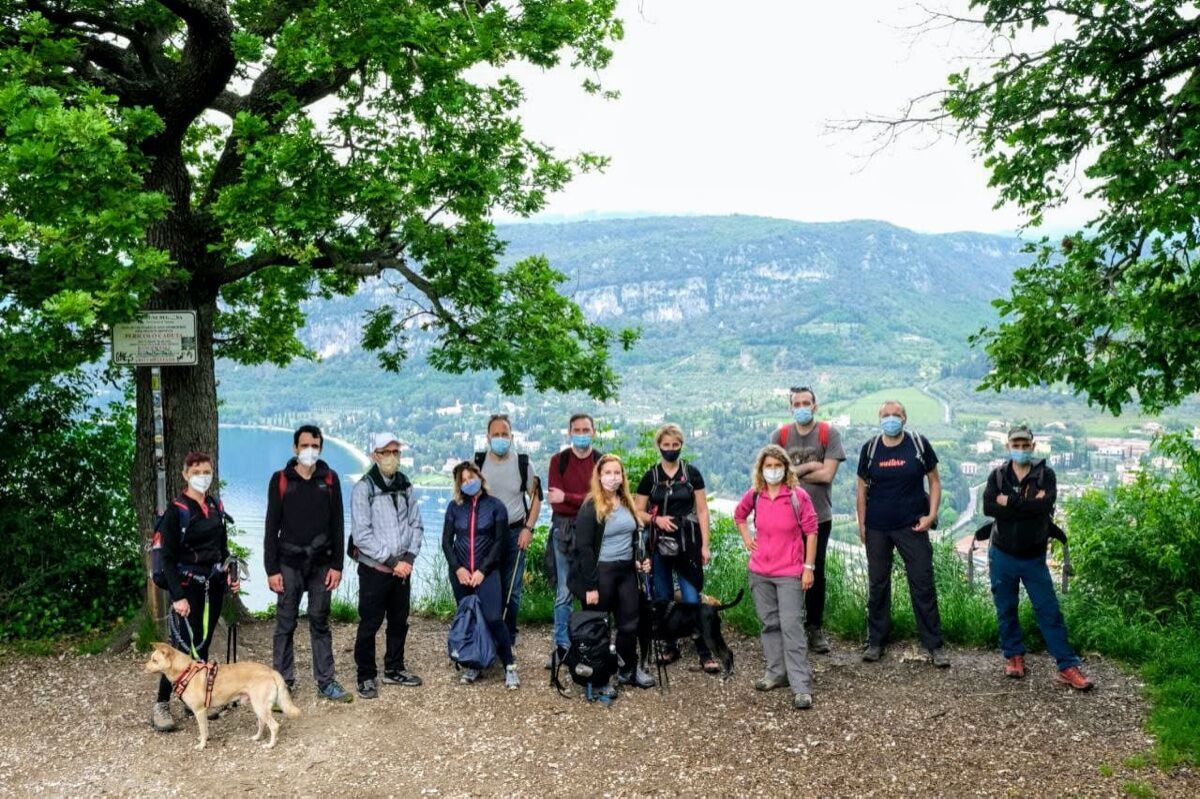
[{"x1": 442, "y1": 461, "x2": 519, "y2": 689}]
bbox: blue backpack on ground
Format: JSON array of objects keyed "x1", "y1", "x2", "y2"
[{"x1": 447, "y1": 594, "x2": 496, "y2": 671}]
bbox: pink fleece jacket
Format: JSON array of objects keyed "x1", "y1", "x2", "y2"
[{"x1": 734, "y1": 486, "x2": 819, "y2": 578}]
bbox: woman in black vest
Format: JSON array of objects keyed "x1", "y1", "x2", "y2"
[
  {"x1": 569, "y1": 454, "x2": 656, "y2": 691},
  {"x1": 634, "y1": 423, "x2": 718, "y2": 672},
  {"x1": 150, "y1": 451, "x2": 239, "y2": 733}
]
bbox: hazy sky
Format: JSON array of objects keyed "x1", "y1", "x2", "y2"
[{"x1": 506, "y1": 0, "x2": 1098, "y2": 234}]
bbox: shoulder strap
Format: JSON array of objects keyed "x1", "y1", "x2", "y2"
[
  {"x1": 788, "y1": 490, "x2": 804, "y2": 531},
  {"x1": 174, "y1": 498, "x2": 192, "y2": 540},
  {"x1": 680, "y1": 460, "x2": 690, "y2": 484},
  {"x1": 865, "y1": 435, "x2": 882, "y2": 471},
  {"x1": 517, "y1": 453, "x2": 529, "y2": 494},
  {"x1": 556, "y1": 450, "x2": 569, "y2": 476},
  {"x1": 778, "y1": 424, "x2": 789, "y2": 447},
  {"x1": 324, "y1": 470, "x2": 334, "y2": 487},
  {"x1": 907, "y1": 431, "x2": 927, "y2": 468},
  {"x1": 474, "y1": 451, "x2": 487, "y2": 469},
  {"x1": 818, "y1": 421, "x2": 829, "y2": 449},
  {"x1": 992, "y1": 466, "x2": 1006, "y2": 494},
  {"x1": 276, "y1": 470, "x2": 287, "y2": 500}
]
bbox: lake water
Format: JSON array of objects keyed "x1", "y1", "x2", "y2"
[{"x1": 218, "y1": 426, "x2": 452, "y2": 611}]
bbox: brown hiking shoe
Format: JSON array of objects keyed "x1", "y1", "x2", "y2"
[
  {"x1": 1004, "y1": 655, "x2": 1026, "y2": 679},
  {"x1": 1056, "y1": 666, "x2": 1093, "y2": 691}
]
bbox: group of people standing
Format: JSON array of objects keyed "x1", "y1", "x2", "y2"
[{"x1": 149, "y1": 386, "x2": 1091, "y2": 730}]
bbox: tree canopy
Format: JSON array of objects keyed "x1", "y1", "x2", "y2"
[
  {"x1": 0, "y1": 0, "x2": 634, "y2": 405},
  {"x1": 941, "y1": 1, "x2": 1200, "y2": 413}
]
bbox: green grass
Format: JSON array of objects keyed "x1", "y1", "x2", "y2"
[
  {"x1": 1122, "y1": 780, "x2": 1156, "y2": 798},
  {"x1": 134, "y1": 610, "x2": 158, "y2": 653},
  {"x1": 824, "y1": 387, "x2": 944, "y2": 426},
  {"x1": 1099, "y1": 764, "x2": 1115, "y2": 778}
]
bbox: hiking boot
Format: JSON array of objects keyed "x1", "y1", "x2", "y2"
[
  {"x1": 505, "y1": 665, "x2": 520, "y2": 690},
  {"x1": 793, "y1": 693, "x2": 813, "y2": 710},
  {"x1": 929, "y1": 647, "x2": 951, "y2": 668},
  {"x1": 861, "y1": 644, "x2": 884, "y2": 662},
  {"x1": 150, "y1": 701, "x2": 176, "y2": 732},
  {"x1": 319, "y1": 680, "x2": 353, "y2": 702},
  {"x1": 459, "y1": 667, "x2": 480, "y2": 685},
  {"x1": 1056, "y1": 666, "x2": 1093, "y2": 691},
  {"x1": 1004, "y1": 655, "x2": 1026, "y2": 679},
  {"x1": 357, "y1": 679, "x2": 378, "y2": 699},
  {"x1": 595, "y1": 685, "x2": 618, "y2": 704},
  {"x1": 754, "y1": 674, "x2": 789, "y2": 692},
  {"x1": 618, "y1": 666, "x2": 656, "y2": 689},
  {"x1": 382, "y1": 669, "x2": 423, "y2": 687},
  {"x1": 807, "y1": 628, "x2": 832, "y2": 654},
  {"x1": 544, "y1": 646, "x2": 567, "y2": 670}
]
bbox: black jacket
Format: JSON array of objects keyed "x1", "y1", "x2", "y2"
[
  {"x1": 264, "y1": 458, "x2": 345, "y2": 575},
  {"x1": 567, "y1": 498, "x2": 643, "y2": 599},
  {"x1": 982, "y1": 460, "x2": 1058, "y2": 559},
  {"x1": 441, "y1": 492, "x2": 508, "y2": 575},
  {"x1": 161, "y1": 494, "x2": 230, "y2": 602}
]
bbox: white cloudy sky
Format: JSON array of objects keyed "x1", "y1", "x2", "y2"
[{"x1": 504, "y1": 0, "x2": 1097, "y2": 234}]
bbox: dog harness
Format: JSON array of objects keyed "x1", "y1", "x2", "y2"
[{"x1": 172, "y1": 660, "x2": 219, "y2": 708}]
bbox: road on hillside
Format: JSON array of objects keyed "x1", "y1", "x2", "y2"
[{"x1": 920, "y1": 384, "x2": 953, "y2": 425}]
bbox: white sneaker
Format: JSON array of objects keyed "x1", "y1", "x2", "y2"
[
  {"x1": 459, "y1": 668, "x2": 480, "y2": 685},
  {"x1": 505, "y1": 665, "x2": 520, "y2": 690}
]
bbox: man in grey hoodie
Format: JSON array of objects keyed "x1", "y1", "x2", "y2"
[{"x1": 351, "y1": 432, "x2": 424, "y2": 698}]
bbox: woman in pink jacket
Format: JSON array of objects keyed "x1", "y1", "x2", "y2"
[{"x1": 734, "y1": 444, "x2": 819, "y2": 709}]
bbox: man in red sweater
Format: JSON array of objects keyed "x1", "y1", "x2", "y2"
[{"x1": 545, "y1": 413, "x2": 602, "y2": 665}]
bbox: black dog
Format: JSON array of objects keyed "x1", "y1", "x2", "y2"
[{"x1": 645, "y1": 589, "x2": 744, "y2": 681}]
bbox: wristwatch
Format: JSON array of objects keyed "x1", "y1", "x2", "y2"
[{"x1": 803, "y1": 564, "x2": 815, "y2": 571}]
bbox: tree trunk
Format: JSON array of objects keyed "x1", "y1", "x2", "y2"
[{"x1": 132, "y1": 298, "x2": 220, "y2": 629}]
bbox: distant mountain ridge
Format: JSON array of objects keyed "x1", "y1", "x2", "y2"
[{"x1": 295, "y1": 215, "x2": 1028, "y2": 369}]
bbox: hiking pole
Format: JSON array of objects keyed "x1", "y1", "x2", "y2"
[
  {"x1": 222, "y1": 556, "x2": 249, "y2": 663},
  {"x1": 502, "y1": 548, "x2": 521, "y2": 623},
  {"x1": 637, "y1": 528, "x2": 669, "y2": 693}
]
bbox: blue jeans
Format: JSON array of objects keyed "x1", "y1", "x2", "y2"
[
  {"x1": 989, "y1": 546, "x2": 1080, "y2": 670},
  {"x1": 499, "y1": 522, "x2": 526, "y2": 643},
  {"x1": 552, "y1": 515, "x2": 573, "y2": 650},
  {"x1": 650, "y1": 552, "x2": 711, "y2": 660}
]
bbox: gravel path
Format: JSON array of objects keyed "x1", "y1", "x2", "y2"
[{"x1": 0, "y1": 618, "x2": 1195, "y2": 797}]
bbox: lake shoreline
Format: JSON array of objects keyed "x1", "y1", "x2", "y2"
[{"x1": 219, "y1": 422, "x2": 370, "y2": 470}]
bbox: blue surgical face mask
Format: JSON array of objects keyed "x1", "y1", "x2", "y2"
[
  {"x1": 461, "y1": 478, "x2": 482, "y2": 496},
  {"x1": 880, "y1": 416, "x2": 904, "y2": 437},
  {"x1": 793, "y1": 407, "x2": 814, "y2": 426},
  {"x1": 489, "y1": 437, "x2": 511, "y2": 456},
  {"x1": 571, "y1": 434, "x2": 593, "y2": 450},
  {"x1": 1010, "y1": 449, "x2": 1033, "y2": 465}
]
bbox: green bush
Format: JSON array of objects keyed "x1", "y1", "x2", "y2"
[
  {"x1": 0, "y1": 380, "x2": 142, "y2": 640},
  {"x1": 1065, "y1": 435, "x2": 1200, "y2": 623}
]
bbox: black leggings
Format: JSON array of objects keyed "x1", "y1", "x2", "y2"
[
  {"x1": 594, "y1": 560, "x2": 649, "y2": 672},
  {"x1": 158, "y1": 574, "x2": 226, "y2": 701}
]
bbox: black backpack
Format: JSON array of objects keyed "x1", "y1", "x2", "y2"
[
  {"x1": 473, "y1": 451, "x2": 542, "y2": 516},
  {"x1": 551, "y1": 610, "x2": 618, "y2": 699}
]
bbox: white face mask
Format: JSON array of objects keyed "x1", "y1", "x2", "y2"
[
  {"x1": 188, "y1": 474, "x2": 213, "y2": 494},
  {"x1": 763, "y1": 467, "x2": 786, "y2": 485},
  {"x1": 297, "y1": 447, "x2": 320, "y2": 467},
  {"x1": 600, "y1": 474, "x2": 623, "y2": 493}
]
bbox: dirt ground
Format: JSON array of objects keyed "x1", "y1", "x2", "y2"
[{"x1": 0, "y1": 618, "x2": 1195, "y2": 798}]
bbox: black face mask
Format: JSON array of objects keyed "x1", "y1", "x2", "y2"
[{"x1": 660, "y1": 449, "x2": 682, "y2": 463}]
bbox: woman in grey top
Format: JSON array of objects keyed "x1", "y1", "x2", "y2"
[{"x1": 568, "y1": 454, "x2": 656, "y2": 690}]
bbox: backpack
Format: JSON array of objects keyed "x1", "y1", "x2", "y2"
[
  {"x1": 150, "y1": 495, "x2": 224, "y2": 590},
  {"x1": 276, "y1": 468, "x2": 334, "y2": 498},
  {"x1": 474, "y1": 451, "x2": 541, "y2": 515},
  {"x1": 862, "y1": 431, "x2": 928, "y2": 484},
  {"x1": 551, "y1": 609, "x2": 618, "y2": 699},
  {"x1": 348, "y1": 471, "x2": 412, "y2": 563},
  {"x1": 777, "y1": 421, "x2": 830, "y2": 450},
  {"x1": 446, "y1": 594, "x2": 496, "y2": 671}
]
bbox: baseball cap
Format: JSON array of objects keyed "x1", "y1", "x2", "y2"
[
  {"x1": 369, "y1": 432, "x2": 401, "y2": 452},
  {"x1": 1007, "y1": 425, "x2": 1034, "y2": 442}
]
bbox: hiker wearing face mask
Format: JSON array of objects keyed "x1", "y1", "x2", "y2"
[
  {"x1": 475, "y1": 414, "x2": 543, "y2": 647},
  {"x1": 350, "y1": 433, "x2": 424, "y2": 699},
  {"x1": 769, "y1": 385, "x2": 846, "y2": 655},
  {"x1": 981, "y1": 425, "x2": 1092, "y2": 690},
  {"x1": 150, "y1": 451, "x2": 239, "y2": 732},
  {"x1": 856, "y1": 401, "x2": 949, "y2": 668},
  {"x1": 734, "y1": 445, "x2": 819, "y2": 710},
  {"x1": 634, "y1": 423, "x2": 717, "y2": 672},
  {"x1": 264, "y1": 424, "x2": 350, "y2": 702},
  {"x1": 545, "y1": 413, "x2": 602, "y2": 667},
  {"x1": 442, "y1": 462, "x2": 519, "y2": 689}
]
